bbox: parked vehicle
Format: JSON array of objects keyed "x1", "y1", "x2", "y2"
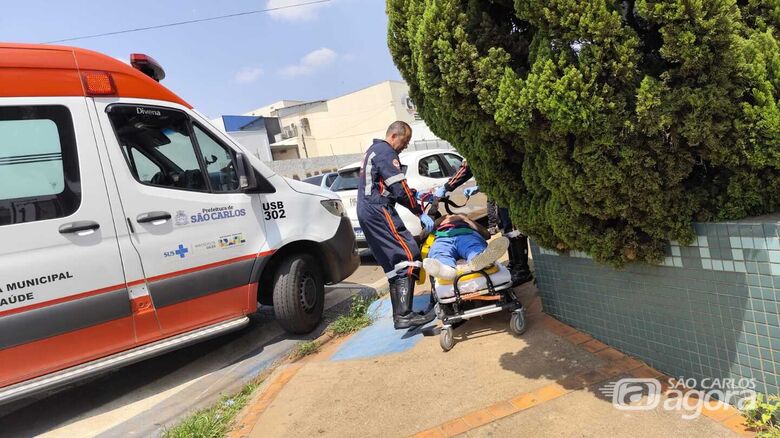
[
  {"x1": 0, "y1": 43, "x2": 359, "y2": 404},
  {"x1": 329, "y1": 149, "x2": 486, "y2": 252},
  {"x1": 303, "y1": 172, "x2": 338, "y2": 190}
]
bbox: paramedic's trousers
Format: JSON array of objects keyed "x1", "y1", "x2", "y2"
[{"x1": 358, "y1": 203, "x2": 420, "y2": 279}]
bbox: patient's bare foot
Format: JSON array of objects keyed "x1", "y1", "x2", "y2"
[
  {"x1": 468, "y1": 236, "x2": 509, "y2": 272},
  {"x1": 423, "y1": 258, "x2": 457, "y2": 280}
]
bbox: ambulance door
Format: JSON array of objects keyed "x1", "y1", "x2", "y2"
[
  {"x1": 0, "y1": 98, "x2": 133, "y2": 388},
  {"x1": 95, "y1": 101, "x2": 266, "y2": 335}
]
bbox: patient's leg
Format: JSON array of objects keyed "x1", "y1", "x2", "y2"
[
  {"x1": 464, "y1": 234, "x2": 509, "y2": 272},
  {"x1": 424, "y1": 236, "x2": 458, "y2": 280},
  {"x1": 423, "y1": 259, "x2": 457, "y2": 280}
]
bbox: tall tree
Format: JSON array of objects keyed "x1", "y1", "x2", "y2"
[{"x1": 388, "y1": 0, "x2": 780, "y2": 265}]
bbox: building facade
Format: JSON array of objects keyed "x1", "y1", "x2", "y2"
[
  {"x1": 210, "y1": 115, "x2": 282, "y2": 162},
  {"x1": 243, "y1": 80, "x2": 445, "y2": 160},
  {"x1": 213, "y1": 81, "x2": 452, "y2": 179}
]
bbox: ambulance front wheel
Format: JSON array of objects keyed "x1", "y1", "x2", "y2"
[{"x1": 273, "y1": 254, "x2": 325, "y2": 334}]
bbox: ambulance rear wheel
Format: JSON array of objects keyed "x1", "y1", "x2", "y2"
[{"x1": 273, "y1": 254, "x2": 324, "y2": 334}]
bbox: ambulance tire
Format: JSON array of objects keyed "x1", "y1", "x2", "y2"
[{"x1": 273, "y1": 254, "x2": 325, "y2": 334}]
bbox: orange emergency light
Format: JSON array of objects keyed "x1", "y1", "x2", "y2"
[{"x1": 81, "y1": 71, "x2": 117, "y2": 96}]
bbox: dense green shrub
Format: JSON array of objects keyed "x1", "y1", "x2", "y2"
[{"x1": 387, "y1": 0, "x2": 780, "y2": 266}]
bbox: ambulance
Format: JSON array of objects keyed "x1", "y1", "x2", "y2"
[{"x1": 0, "y1": 43, "x2": 359, "y2": 404}]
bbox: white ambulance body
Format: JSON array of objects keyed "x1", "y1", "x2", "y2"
[{"x1": 0, "y1": 44, "x2": 359, "y2": 404}]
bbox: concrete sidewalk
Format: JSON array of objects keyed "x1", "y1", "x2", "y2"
[{"x1": 230, "y1": 283, "x2": 754, "y2": 438}]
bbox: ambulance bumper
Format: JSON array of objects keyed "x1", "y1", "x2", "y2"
[{"x1": 321, "y1": 216, "x2": 360, "y2": 284}]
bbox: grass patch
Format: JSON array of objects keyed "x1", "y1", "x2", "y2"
[
  {"x1": 295, "y1": 340, "x2": 320, "y2": 357},
  {"x1": 744, "y1": 394, "x2": 780, "y2": 437},
  {"x1": 328, "y1": 294, "x2": 376, "y2": 336},
  {"x1": 163, "y1": 379, "x2": 259, "y2": 438}
]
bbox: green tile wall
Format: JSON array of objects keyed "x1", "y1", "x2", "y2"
[{"x1": 531, "y1": 219, "x2": 780, "y2": 395}]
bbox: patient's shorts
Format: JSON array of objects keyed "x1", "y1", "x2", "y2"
[{"x1": 428, "y1": 231, "x2": 487, "y2": 268}]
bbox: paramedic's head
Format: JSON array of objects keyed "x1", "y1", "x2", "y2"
[{"x1": 386, "y1": 121, "x2": 412, "y2": 152}]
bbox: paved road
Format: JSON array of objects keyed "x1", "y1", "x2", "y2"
[{"x1": 0, "y1": 261, "x2": 383, "y2": 438}]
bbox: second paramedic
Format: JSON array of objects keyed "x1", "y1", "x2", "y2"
[
  {"x1": 357, "y1": 121, "x2": 435, "y2": 330},
  {"x1": 434, "y1": 160, "x2": 533, "y2": 287}
]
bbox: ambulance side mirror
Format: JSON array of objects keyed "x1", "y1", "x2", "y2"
[
  {"x1": 235, "y1": 152, "x2": 256, "y2": 191},
  {"x1": 235, "y1": 153, "x2": 276, "y2": 194}
]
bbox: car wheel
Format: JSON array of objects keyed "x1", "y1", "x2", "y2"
[{"x1": 272, "y1": 254, "x2": 324, "y2": 334}]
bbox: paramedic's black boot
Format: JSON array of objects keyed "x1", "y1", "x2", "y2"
[
  {"x1": 390, "y1": 276, "x2": 434, "y2": 330},
  {"x1": 507, "y1": 233, "x2": 533, "y2": 287},
  {"x1": 487, "y1": 200, "x2": 500, "y2": 235}
]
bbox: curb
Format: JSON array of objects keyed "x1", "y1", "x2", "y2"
[
  {"x1": 228, "y1": 362, "x2": 304, "y2": 438},
  {"x1": 367, "y1": 277, "x2": 390, "y2": 297},
  {"x1": 228, "y1": 326, "x2": 343, "y2": 438},
  {"x1": 228, "y1": 280, "x2": 386, "y2": 438}
]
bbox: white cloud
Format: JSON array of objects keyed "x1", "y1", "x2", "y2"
[
  {"x1": 235, "y1": 67, "x2": 264, "y2": 83},
  {"x1": 279, "y1": 48, "x2": 337, "y2": 77},
  {"x1": 266, "y1": 0, "x2": 330, "y2": 22}
]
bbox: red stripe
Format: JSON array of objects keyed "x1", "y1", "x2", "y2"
[
  {"x1": 0, "y1": 316, "x2": 136, "y2": 387},
  {"x1": 449, "y1": 167, "x2": 464, "y2": 187},
  {"x1": 0, "y1": 284, "x2": 256, "y2": 387},
  {"x1": 0, "y1": 249, "x2": 276, "y2": 318},
  {"x1": 401, "y1": 180, "x2": 420, "y2": 212},
  {"x1": 382, "y1": 208, "x2": 415, "y2": 277}
]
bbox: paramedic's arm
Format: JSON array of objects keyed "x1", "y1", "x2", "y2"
[
  {"x1": 444, "y1": 160, "x2": 474, "y2": 192},
  {"x1": 376, "y1": 153, "x2": 424, "y2": 216}
]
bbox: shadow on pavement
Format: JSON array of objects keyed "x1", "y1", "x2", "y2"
[{"x1": 493, "y1": 283, "x2": 621, "y2": 404}]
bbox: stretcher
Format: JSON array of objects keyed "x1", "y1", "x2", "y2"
[{"x1": 420, "y1": 233, "x2": 527, "y2": 352}]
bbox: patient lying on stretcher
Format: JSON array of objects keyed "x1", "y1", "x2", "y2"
[{"x1": 422, "y1": 214, "x2": 509, "y2": 280}]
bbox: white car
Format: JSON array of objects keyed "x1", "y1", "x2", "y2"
[
  {"x1": 329, "y1": 149, "x2": 486, "y2": 251},
  {"x1": 303, "y1": 172, "x2": 339, "y2": 190}
]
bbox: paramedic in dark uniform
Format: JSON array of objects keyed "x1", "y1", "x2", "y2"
[
  {"x1": 357, "y1": 121, "x2": 435, "y2": 330},
  {"x1": 434, "y1": 160, "x2": 533, "y2": 287}
]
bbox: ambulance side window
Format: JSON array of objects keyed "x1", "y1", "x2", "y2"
[
  {"x1": 109, "y1": 105, "x2": 207, "y2": 192},
  {"x1": 0, "y1": 105, "x2": 80, "y2": 226},
  {"x1": 192, "y1": 124, "x2": 239, "y2": 192},
  {"x1": 128, "y1": 148, "x2": 163, "y2": 183}
]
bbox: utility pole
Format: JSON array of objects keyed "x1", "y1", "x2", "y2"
[{"x1": 300, "y1": 133, "x2": 310, "y2": 158}]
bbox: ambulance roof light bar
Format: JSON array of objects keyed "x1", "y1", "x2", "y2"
[{"x1": 130, "y1": 53, "x2": 166, "y2": 82}]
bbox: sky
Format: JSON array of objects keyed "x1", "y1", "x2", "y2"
[{"x1": 0, "y1": 0, "x2": 404, "y2": 118}]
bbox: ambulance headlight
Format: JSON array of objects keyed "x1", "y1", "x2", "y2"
[{"x1": 321, "y1": 199, "x2": 346, "y2": 217}]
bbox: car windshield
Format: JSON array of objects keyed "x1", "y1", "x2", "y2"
[{"x1": 330, "y1": 165, "x2": 408, "y2": 192}]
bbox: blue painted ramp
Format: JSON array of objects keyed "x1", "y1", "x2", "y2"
[{"x1": 330, "y1": 294, "x2": 436, "y2": 361}]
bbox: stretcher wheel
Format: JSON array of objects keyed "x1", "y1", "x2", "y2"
[
  {"x1": 509, "y1": 309, "x2": 527, "y2": 336},
  {"x1": 440, "y1": 326, "x2": 454, "y2": 351},
  {"x1": 434, "y1": 303, "x2": 445, "y2": 320}
]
